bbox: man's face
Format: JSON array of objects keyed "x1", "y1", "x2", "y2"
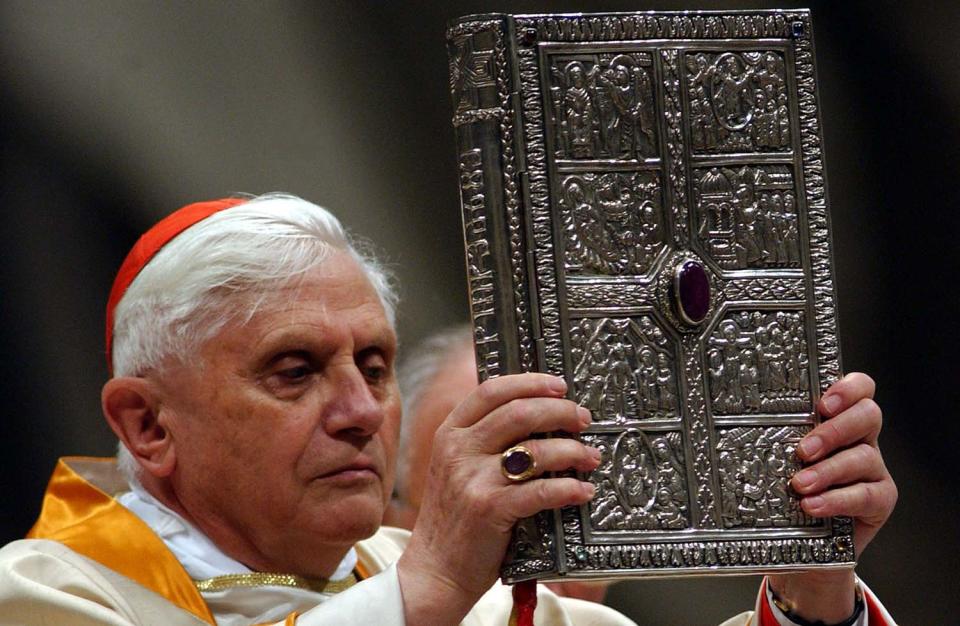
[{"x1": 153, "y1": 251, "x2": 400, "y2": 576}]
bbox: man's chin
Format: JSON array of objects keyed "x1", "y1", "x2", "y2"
[{"x1": 316, "y1": 493, "x2": 384, "y2": 541}]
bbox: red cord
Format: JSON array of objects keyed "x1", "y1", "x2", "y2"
[{"x1": 509, "y1": 580, "x2": 538, "y2": 626}]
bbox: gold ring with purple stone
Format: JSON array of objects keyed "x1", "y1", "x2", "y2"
[{"x1": 501, "y1": 445, "x2": 537, "y2": 482}]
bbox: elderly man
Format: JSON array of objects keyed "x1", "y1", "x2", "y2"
[
  {"x1": 0, "y1": 195, "x2": 895, "y2": 626},
  {"x1": 390, "y1": 324, "x2": 899, "y2": 625},
  {"x1": 0, "y1": 195, "x2": 629, "y2": 626}
]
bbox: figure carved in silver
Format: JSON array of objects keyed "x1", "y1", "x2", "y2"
[
  {"x1": 549, "y1": 53, "x2": 657, "y2": 160},
  {"x1": 561, "y1": 172, "x2": 665, "y2": 275},
  {"x1": 561, "y1": 61, "x2": 597, "y2": 158},
  {"x1": 686, "y1": 51, "x2": 791, "y2": 153},
  {"x1": 585, "y1": 432, "x2": 690, "y2": 531},
  {"x1": 717, "y1": 427, "x2": 817, "y2": 529},
  {"x1": 694, "y1": 166, "x2": 801, "y2": 269},
  {"x1": 707, "y1": 311, "x2": 810, "y2": 415},
  {"x1": 570, "y1": 317, "x2": 679, "y2": 422}
]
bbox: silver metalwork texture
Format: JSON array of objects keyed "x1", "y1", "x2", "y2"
[{"x1": 446, "y1": 9, "x2": 853, "y2": 584}]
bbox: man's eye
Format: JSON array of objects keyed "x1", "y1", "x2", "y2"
[
  {"x1": 278, "y1": 365, "x2": 311, "y2": 382},
  {"x1": 357, "y1": 351, "x2": 389, "y2": 383},
  {"x1": 362, "y1": 365, "x2": 386, "y2": 381}
]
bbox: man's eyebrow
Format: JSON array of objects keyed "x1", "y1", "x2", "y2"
[
  {"x1": 246, "y1": 329, "x2": 330, "y2": 364},
  {"x1": 263, "y1": 348, "x2": 313, "y2": 364},
  {"x1": 360, "y1": 333, "x2": 398, "y2": 359}
]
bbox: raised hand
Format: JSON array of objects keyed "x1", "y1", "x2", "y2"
[
  {"x1": 397, "y1": 374, "x2": 600, "y2": 626},
  {"x1": 768, "y1": 372, "x2": 897, "y2": 623}
]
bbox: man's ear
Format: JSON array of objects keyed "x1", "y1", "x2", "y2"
[{"x1": 101, "y1": 377, "x2": 176, "y2": 478}]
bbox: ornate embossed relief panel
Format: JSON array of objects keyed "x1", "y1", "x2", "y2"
[
  {"x1": 686, "y1": 50, "x2": 792, "y2": 154},
  {"x1": 548, "y1": 52, "x2": 658, "y2": 161},
  {"x1": 449, "y1": 10, "x2": 850, "y2": 582},
  {"x1": 692, "y1": 166, "x2": 802, "y2": 270},
  {"x1": 560, "y1": 172, "x2": 667, "y2": 276},
  {"x1": 716, "y1": 426, "x2": 820, "y2": 529},
  {"x1": 449, "y1": 28, "x2": 499, "y2": 116},
  {"x1": 570, "y1": 317, "x2": 681, "y2": 422},
  {"x1": 583, "y1": 431, "x2": 690, "y2": 533},
  {"x1": 706, "y1": 310, "x2": 811, "y2": 415}
]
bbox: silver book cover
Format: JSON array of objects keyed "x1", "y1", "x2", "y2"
[{"x1": 446, "y1": 9, "x2": 853, "y2": 583}]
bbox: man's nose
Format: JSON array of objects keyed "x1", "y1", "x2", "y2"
[{"x1": 323, "y1": 365, "x2": 384, "y2": 436}]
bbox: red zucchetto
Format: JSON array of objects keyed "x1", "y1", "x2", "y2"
[{"x1": 104, "y1": 197, "x2": 248, "y2": 373}]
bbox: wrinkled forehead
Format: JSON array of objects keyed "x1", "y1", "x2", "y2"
[
  {"x1": 236, "y1": 256, "x2": 394, "y2": 339},
  {"x1": 173, "y1": 267, "x2": 396, "y2": 382}
]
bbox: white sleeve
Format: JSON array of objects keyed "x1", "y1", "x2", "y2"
[{"x1": 284, "y1": 563, "x2": 405, "y2": 626}]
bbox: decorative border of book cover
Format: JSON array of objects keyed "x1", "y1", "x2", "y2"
[{"x1": 447, "y1": 10, "x2": 854, "y2": 583}]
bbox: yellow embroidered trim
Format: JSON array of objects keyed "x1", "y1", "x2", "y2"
[{"x1": 194, "y1": 572, "x2": 358, "y2": 594}]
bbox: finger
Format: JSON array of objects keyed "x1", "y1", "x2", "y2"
[
  {"x1": 799, "y1": 397, "x2": 882, "y2": 462},
  {"x1": 503, "y1": 438, "x2": 601, "y2": 479},
  {"x1": 447, "y1": 373, "x2": 568, "y2": 429},
  {"x1": 799, "y1": 479, "x2": 898, "y2": 522},
  {"x1": 506, "y1": 477, "x2": 596, "y2": 519},
  {"x1": 791, "y1": 443, "x2": 887, "y2": 495},
  {"x1": 818, "y1": 372, "x2": 876, "y2": 418},
  {"x1": 474, "y1": 397, "x2": 590, "y2": 451}
]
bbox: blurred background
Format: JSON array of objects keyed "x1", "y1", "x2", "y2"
[{"x1": 1, "y1": 1, "x2": 956, "y2": 623}]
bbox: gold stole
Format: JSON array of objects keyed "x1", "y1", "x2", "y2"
[{"x1": 27, "y1": 457, "x2": 216, "y2": 624}]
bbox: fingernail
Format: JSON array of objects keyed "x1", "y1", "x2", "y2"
[
  {"x1": 804, "y1": 495, "x2": 825, "y2": 514},
  {"x1": 588, "y1": 446, "x2": 602, "y2": 461},
  {"x1": 800, "y1": 435, "x2": 823, "y2": 459},
  {"x1": 793, "y1": 469, "x2": 817, "y2": 490},
  {"x1": 582, "y1": 482, "x2": 596, "y2": 498},
  {"x1": 578, "y1": 406, "x2": 593, "y2": 425},
  {"x1": 822, "y1": 394, "x2": 841, "y2": 415},
  {"x1": 549, "y1": 376, "x2": 567, "y2": 393}
]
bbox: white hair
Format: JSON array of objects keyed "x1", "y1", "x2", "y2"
[
  {"x1": 112, "y1": 192, "x2": 398, "y2": 483},
  {"x1": 394, "y1": 323, "x2": 474, "y2": 501}
]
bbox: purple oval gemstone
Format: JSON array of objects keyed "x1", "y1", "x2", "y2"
[
  {"x1": 675, "y1": 260, "x2": 710, "y2": 324},
  {"x1": 503, "y1": 449, "x2": 533, "y2": 475}
]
